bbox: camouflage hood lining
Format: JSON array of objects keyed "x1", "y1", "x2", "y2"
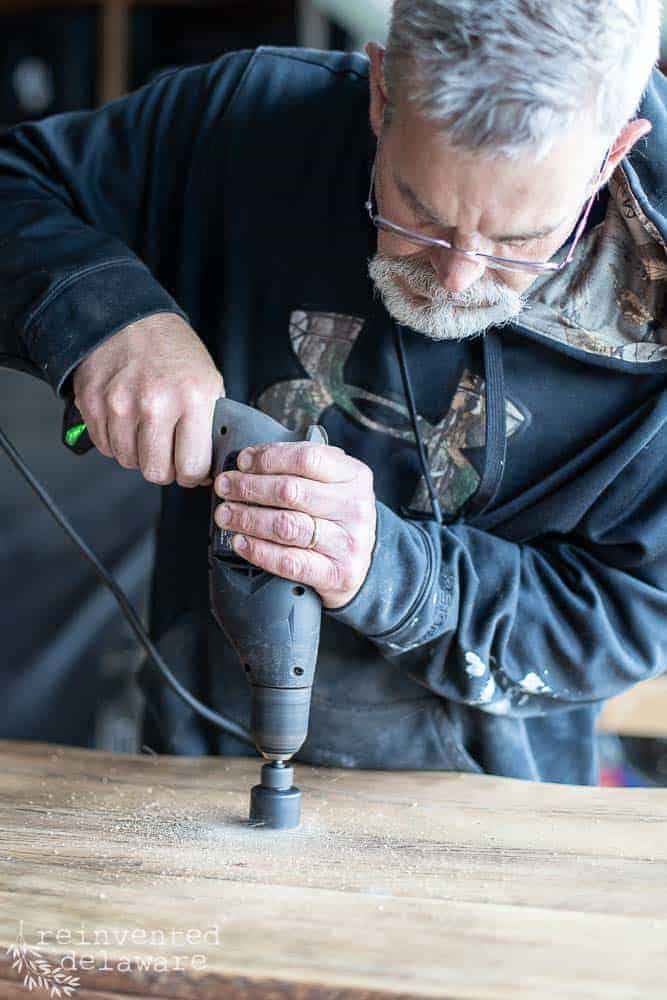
[{"x1": 518, "y1": 163, "x2": 667, "y2": 367}]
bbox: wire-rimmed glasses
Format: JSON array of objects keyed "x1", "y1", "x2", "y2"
[{"x1": 365, "y1": 147, "x2": 611, "y2": 275}]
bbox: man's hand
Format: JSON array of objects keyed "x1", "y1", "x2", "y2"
[
  {"x1": 73, "y1": 313, "x2": 224, "y2": 487},
  {"x1": 213, "y1": 442, "x2": 377, "y2": 609}
]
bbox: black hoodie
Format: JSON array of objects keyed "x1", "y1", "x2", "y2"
[{"x1": 1, "y1": 48, "x2": 666, "y2": 783}]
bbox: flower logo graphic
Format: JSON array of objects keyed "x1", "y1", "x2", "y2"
[{"x1": 6, "y1": 923, "x2": 80, "y2": 997}]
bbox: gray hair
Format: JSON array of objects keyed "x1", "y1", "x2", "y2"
[{"x1": 384, "y1": 0, "x2": 662, "y2": 158}]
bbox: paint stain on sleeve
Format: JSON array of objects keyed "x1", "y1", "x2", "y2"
[
  {"x1": 519, "y1": 672, "x2": 552, "y2": 694},
  {"x1": 464, "y1": 651, "x2": 488, "y2": 678}
]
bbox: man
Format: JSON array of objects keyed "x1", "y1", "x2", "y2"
[{"x1": 0, "y1": 0, "x2": 665, "y2": 783}]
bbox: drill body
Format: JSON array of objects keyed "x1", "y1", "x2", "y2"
[{"x1": 208, "y1": 398, "x2": 324, "y2": 765}]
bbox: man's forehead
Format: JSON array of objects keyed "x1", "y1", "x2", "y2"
[
  {"x1": 386, "y1": 115, "x2": 599, "y2": 241},
  {"x1": 390, "y1": 167, "x2": 569, "y2": 243}
]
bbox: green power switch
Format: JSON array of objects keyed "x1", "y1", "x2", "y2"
[
  {"x1": 65, "y1": 422, "x2": 88, "y2": 449},
  {"x1": 62, "y1": 397, "x2": 94, "y2": 454}
]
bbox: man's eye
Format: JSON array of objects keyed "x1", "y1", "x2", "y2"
[
  {"x1": 414, "y1": 214, "x2": 439, "y2": 233},
  {"x1": 502, "y1": 237, "x2": 534, "y2": 250}
]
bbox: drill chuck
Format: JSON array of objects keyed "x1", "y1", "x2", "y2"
[{"x1": 251, "y1": 685, "x2": 312, "y2": 762}]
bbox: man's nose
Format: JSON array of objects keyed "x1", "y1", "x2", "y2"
[{"x1": 429, "y1": 246, "x2": 486, "y2": 294}]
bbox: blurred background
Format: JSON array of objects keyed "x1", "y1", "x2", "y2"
[
  {"x1": 0, "y1": 0, "x2": 390, "y2": 127},
  {"x1": 2, "y1": 0, "x2": 667, "y2": 128},
  {"x1": 1, "y1": 0, "x2": 666, "y2": 785}
]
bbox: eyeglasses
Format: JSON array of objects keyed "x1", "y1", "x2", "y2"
[{"x1": 365, "y1": 147, "x2": 611, "y2": 276}]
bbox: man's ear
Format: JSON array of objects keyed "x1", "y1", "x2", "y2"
[
  {"x1": 601, "y1": 117, "x2": 652, "y2": 183},
  {"x1": 365, "y1": 42, "x2": 388, "y2": 139}
]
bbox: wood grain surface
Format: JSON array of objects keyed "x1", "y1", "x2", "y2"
[{"x1": 1, "y1": 740, "x2": 666, "y2": 999}]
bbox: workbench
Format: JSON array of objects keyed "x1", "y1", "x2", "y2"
[{"x1": 1, "y1": 740, "x2": 666, "y2": 999}]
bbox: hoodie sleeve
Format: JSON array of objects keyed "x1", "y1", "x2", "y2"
[
  {"x1": 0, "y1": 51, "x2": 252, "y2": 394},
  {"x1": 329, "y1": 390, "x2": 667, "y2": 718}
]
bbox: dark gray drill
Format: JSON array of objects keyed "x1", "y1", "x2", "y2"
[{"x1": 209, "y1": 398, "x2": 324, "y2": 829}]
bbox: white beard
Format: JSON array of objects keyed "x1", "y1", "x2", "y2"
[{"x1": 368, "y1": 252, "x2": 526, "y2": 341}]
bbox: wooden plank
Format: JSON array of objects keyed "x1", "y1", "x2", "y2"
[
  {"x1": 98, "y1": 0, "x2": 130, "y2": 104},
  {"x1": 297, "y1": 0, "x2": 330, "y2": 50},
  {"x1": 1, "y1": 740, "x2": 666, "y2": 999},
  {"x1": 598, "y1": 676, "x2": 667, "y2": 738}
]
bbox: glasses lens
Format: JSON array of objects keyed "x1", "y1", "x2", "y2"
[{"x1": 374, "y1": 219, "x2": 554, "y2": 274}]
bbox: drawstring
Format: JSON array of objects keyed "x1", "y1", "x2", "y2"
[
  {"x1": 392, "y1": 321, "x2": 506, "y2": 526},
  {"x1": 392, "y1": 321, "x2": 443, "y2": 525},
  {"x1": 462, "y1": 329, "x2": 506, "y2": 518}
]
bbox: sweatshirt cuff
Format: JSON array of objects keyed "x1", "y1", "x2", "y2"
[
  {"x1": 327, "y1": 500, "x2": 448, "y2": 648},
  {"x1": 23, "y1": 259, "x2": 189, "y2": 395}
]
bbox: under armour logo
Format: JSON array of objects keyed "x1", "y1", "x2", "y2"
[{"x1": 256, "y1": 310, "x2": 525, "y2": 516}]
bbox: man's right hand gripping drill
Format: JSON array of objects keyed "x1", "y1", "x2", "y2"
[{"x1": 72, "y1": 313, "x2": 225, "y2": 488}]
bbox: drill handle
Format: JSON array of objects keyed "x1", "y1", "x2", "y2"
[
  {"x1": 210, "y1": 398, "x2": 326, "y2": 561},
  {"x1": 211, "y1": 397, "x2": 326, "y2": 475}
]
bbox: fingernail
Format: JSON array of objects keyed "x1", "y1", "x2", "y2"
[
  {"x1": 237, "y1": 451, "x2": 252, "y2": 472},
  {"x1": 218, "y1": 475, "x2": 231, "y2": 495},
  {"x1": 233, "y1": 534, "x2": 248, "y2": 552},
  {"x1": 218, "y1": 504, "x2": 231, "y2": 525}
]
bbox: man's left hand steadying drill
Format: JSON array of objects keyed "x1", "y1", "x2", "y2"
[{"x1": 213, "y1": 442, "x2": 377, "y2": 609}]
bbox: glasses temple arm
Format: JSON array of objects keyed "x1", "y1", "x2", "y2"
[{"x1": 562, "y1": 149, "x2": 611, "y2": 264}]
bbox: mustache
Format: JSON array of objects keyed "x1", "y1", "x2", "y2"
[
  {"x1": 368, "y1": 250, "x2": 526, "y2": 342},
  {"x1": 370, "y1": 252, "x2": 519, "y2": 309}
]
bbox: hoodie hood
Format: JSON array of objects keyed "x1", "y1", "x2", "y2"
[
  {"x1": 623, "y1": 68, "x2": 667, "y2": 246},
  {"x1": 518, "y1": 67, "x2": 667, "y2": 370}
]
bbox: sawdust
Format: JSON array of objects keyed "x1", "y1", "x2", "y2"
[
  {"x1": 58, "y1": 772, "x2": 334, "y2": 869},
  {"x1": 45, "y1": 764, "x2": 430, "y2": 893},
  {"x1": 9, "y1": 750, "x2": 441, "y2": 899}
]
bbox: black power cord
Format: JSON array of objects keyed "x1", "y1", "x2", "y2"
[{"x1": 0, "y1": 423, "x2": 255, "y2": 750}]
